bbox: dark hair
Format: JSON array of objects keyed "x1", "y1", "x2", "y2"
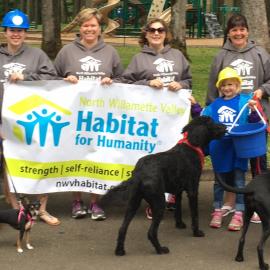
[
  {"x1": 223, "y1": 14, "x2": 249, "y2": 45},
  {"x1": 138, "y1": 18, "x2": 170, "y2": 47}
]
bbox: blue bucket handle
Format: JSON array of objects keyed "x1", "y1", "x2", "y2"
[{"x1": 228, "y1": 103, "x2": 266, "y2": 133}]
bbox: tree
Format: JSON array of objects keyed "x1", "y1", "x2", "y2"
[
  {"x1": 41, "y1": 0, "x2": 62, "y2": 59},
  {"x1": 265, "y1": 0, "x2": 270, "y2": 33},
  {"x1": 169, "y1": 0, "x2": 189, "y2": 60},
  {"x1": 240, "y1": 0, "x2": 270, "y2": 53}
]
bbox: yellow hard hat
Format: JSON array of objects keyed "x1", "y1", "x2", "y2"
[{"x1": 216, "y1": 67, "x2": 242, "y2": 88}]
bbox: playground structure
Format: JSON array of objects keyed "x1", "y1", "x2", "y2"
[{"x1": 61, "y1": 0, "x2": 240, "y2": 38}]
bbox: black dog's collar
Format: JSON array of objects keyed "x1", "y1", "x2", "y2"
[{"x1": 178, "y1": 132, "x2": 204, "y2": 168}]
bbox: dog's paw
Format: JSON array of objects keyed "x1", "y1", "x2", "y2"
[
  {"x1": 158, "y1": 246, "x2": 169, "y2": 254},
  {"x1": 115, "y1": 248, "x2": 126, "y2": 256},
  {"x1": 26, "y1": 243, "x2": 34, "y2": 250},
  {"x1": 235, "y1": 255, "x2": 244, "y2": 262},
  {"x1": 17, "y1": 248, "x2": 23, "y2": 253},
  {"x1": 193, "y1": 229, "x2": 205, "y2": 237},
  {"x1": 175, "y1": 222, "x2": 186, "y2": 229},
  {"x1": 259, "y1": 263, "x2": 269, "y2": 270}
]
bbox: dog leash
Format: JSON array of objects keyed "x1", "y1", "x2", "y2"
[
  {"x1": 3, "y1": 159, "x2": 34, "y2": 224},
  {"x1": 2, "y1": 152, "x2": 22, "y2": 203}
]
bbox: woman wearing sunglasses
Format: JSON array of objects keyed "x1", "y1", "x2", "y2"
[
  {"x1": 121, "y1": 18, "x2": 191, "y2": 91},
  {"x1": 120, "y1": 19, "x2": 192, "y2": 219}
]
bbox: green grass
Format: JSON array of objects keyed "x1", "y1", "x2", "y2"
[
  {"x1": 189, "y1": 47, "x2": 219, "y2": 104},
  {"x1": 116, "y1": 46, "x2": 219, "y2": 105}
]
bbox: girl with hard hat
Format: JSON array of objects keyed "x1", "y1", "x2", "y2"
[
  {"x1": 0, "y1": 9, "x2": 60, "y2": 226},
  {"x1": 190, "y1": 67, "x2": 258, "y2": 231},
  {"x1": 206, "y1": 14, "x2": 270, "y2": 224}
]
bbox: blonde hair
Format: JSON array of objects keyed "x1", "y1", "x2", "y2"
[{"x1": 76, "y1": 8, "x2": 102, "y2": 26}]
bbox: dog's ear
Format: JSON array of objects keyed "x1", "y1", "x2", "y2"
[
  {"x1": 187, "y1": 125, "x2": 208, "y2": 146},
  {"x1": 183, "y1": 116, "x2": 212, "y2": 134}
]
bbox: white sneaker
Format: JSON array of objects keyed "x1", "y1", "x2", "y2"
[{"x1": 250, "y1": 212, "x2": 261, "y2": 224}]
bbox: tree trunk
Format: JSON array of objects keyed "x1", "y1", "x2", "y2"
[
  {"x1": 265, "y1": 0, "x2": 270, "y2": 34},
  {"x1": 73, "y1": 0, "x2": 83, "y2": 16},
  {"x1": 41, "y1": 0, "x2": 62, "y2": 59},
  {"x1": 169, "y1": 0, "x2": 189, "y2": 60},
  {"x1": 240, "y1": 0, "x2": 270, "y2": 52},
  {"x1": 26, "y1": 0, "x2": 33, "y2": 21}
]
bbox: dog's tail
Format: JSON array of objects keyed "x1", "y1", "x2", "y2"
[
  {"x1": 216, "y1": 174, "x2": 253, "y2": 195},
  {"x1": 100, "y1": 176, "x2": 137, "y2": 205}
]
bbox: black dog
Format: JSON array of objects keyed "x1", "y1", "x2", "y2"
[
  {"x1": 216, "y1": 172, "x2": 270, "y2": 270},
  {"x1": 0, "y1": 196, "x2": 40, "y2": 253},
  {"x1": 101, "y1": 116, "x2": 226, "y2": 256}
]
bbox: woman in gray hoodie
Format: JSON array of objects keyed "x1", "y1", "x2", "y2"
[
  {"x1": 0, "y1": 9, "x2": 60, "y2": 226},
  {"x1": 121, "y1": 18, "x2": 192, "y2": 91},
  {"x1": 120, "y1": 18, "x2": 192, "y2": 219},
  {"x1": 206, "y1": 14, "x2": 270, "y2": 224},
  {"x1": 54, "y1": 8, "x2": 123, "y2": 221}
]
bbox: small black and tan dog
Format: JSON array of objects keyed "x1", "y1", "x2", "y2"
[
  {"x1": 216, "y1": 172, "x2": 270, "y2": 270},
  {"x1": 101, "y1": 116, "x2": 226, "y2": 256},
  {"x1": 0, "y1": 196, "x2": 40, "y2": 253}
]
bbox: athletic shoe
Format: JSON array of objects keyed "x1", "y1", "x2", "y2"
[
  {"x1": 228, "y1": 212, "x2": 243, "y2": 231},
  {"x1": 210, "y1": 209, "x2": 223, "y2": 228},
  {"x1": 166, "y1": 194, "x2": 176, "y2": 211},
  {"x1": 145, "y1": 206, "x2": 152, "y2": 220},
  {"x1": 89, "y1": 203, "x2": 106, "y2": 221},
  {"x1": 71, "y1": 200, "x2": 87, "y2": 219},
  {"x1": 250, "y1": 212, "x2": 261, "y2": 224},
  {"x1": 221, "y1": 205, "x2": 235, "y2": 217}
]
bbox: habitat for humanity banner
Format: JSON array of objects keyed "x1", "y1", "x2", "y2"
[{"x1": 2, "y1": 80, "x2": 191, "y2": 194}]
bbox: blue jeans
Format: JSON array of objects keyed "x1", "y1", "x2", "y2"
[{"x1": 213, "y1": 169, "x2": 245, "y2": 211}]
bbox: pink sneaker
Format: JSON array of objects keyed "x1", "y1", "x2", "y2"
[
  {"x1": 228, "y1": 212, "x2": 243, "y2": 231},
  {"x1": 210, "y1": 209, "x2": 223, "y2": 228},
  {"x1": 250, "y1": 212, "x2": 261, "y2": 224}
]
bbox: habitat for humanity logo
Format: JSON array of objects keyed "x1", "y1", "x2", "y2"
[{"x1": 8, "y1": 95, "x2": 71, "y2": 147}]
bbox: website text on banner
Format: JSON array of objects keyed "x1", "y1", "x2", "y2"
[{"x1": 2, "y1": 81, "x2": 191, "y2": 194}]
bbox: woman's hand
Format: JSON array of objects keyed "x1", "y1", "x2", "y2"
[
  {"x1": 64, "y1": 75, "x2": 78, "y2": 84},
  {"x1": 9, "y1": 72, "x2": 24, "y2": 82},
  {"x1": 167, "y1": 81, "x2": 182, "y2": 92},
  {"x1": 253, "y1": 88, "x2": 263, "y2": 99},
  {"x1": 149, "y1": 79, "x2": 163, "y2": 89},
  {"x1": 101, "y1": 77, "x2": 113, "y2": 85}
]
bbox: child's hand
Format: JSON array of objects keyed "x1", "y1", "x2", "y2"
[
  {"x1": 248, "y1": 99, "x2": 257, "y2": 110},
  {"x1": 189, "y1": 95, "x2": 197, "y2": 105}
]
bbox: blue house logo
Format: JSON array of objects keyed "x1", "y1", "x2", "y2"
[{"x1": 8, "y1": 95, "x2": 71, "y2": 147}]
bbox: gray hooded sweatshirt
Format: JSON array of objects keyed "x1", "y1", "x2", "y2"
[
  {"x1": 54, "y1": 36, "x2": 123, "y2": 81},
  {"x1": 120, "y1": 44, "x2": 192, "y2": 89},
  {"x1": 206, "y1": 39, "x2": 270, "y2": 117},
  {"x1": 0, "y1": 43, "x2": 57, "y2": 115}
]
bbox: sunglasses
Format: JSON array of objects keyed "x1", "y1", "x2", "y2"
[{"x1": 146, "y1": 27, "x2": 166, "y2": 34}]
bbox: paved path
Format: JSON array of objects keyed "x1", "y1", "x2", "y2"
[{"x1": 0, "y1": 181, "x2": 263, "y2": 270}]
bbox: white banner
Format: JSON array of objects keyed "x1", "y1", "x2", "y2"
[{"x1": 2, "y1": 80, "x2": 191, "y2": 194}]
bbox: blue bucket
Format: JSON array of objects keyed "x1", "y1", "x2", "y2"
[{"x1": 229, "y1": 122, "x2": 267, "y2": 158}]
